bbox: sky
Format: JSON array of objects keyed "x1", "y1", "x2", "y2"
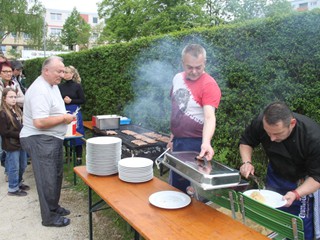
[{"x1": 39, "y1": 0, "x2": 101, "y2": 13}]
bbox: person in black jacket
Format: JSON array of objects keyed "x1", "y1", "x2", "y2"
[
  {"x1": 239, "y1": 101, "x2": 320, "y2": 240},
  {"x1": 0, "y1": 88, "x2": 29, "y2": 196},
  {"x1": 59, "y1": 65, "x2": 85, "y2": 165}
]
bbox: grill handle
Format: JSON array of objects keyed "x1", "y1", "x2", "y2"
[{"x1": 155, "y1": 148, "x2": 171, "y2": 170}]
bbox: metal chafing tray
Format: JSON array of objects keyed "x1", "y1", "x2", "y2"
[{"x1": 160, "y1": 151, "x2": 242, "y2": 190}]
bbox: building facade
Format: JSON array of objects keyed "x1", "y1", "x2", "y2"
[
  {"x1": 45, "y1": 8, "x2": 101, "y2": 41},
  {"x1": 1, "y1": 8, "x2": 102, "y2": 59},
  {"x1": 290, "y1": 0, "x2": 320, "y2": 11}
]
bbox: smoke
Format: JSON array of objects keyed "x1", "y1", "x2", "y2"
[{"x1": 123, "y1": 36, "x2": 216, "y2": 133}]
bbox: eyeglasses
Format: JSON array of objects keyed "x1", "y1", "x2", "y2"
[{"x1": 1, "y1": 70, "x2": 13, "y2": 74}]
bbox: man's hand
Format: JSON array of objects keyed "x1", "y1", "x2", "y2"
[
  {"x1": 199, "y1": 142, "x2": 214, "y2": 160},
  {"x1": 240, "y1": 161, "x2": 255, "y2": 178},
  {"x1": 63, "y1": 113, "x2": 75, "y2": 124},
  {"x1": 239, "y1": 144, "x2": 255, "y2": 178},
  {"x1": 283, "y1": 191, "x2": 296, "y2": 207}
]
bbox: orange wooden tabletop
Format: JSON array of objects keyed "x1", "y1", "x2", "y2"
[
  {"x1": 74, "y1": 166, "x2": 268, "y2": 240},
  {"x1": 64, "y1": 132, "x2": 83, "y2": 139},
  {"x1": 83, "y1": 121, "x2": 93, "y2": 130}
]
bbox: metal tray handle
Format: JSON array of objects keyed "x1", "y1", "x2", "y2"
[{"x1": 155, "y1": 148, "x2": 170, "y2": 169}]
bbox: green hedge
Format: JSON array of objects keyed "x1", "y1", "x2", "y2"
[{"x1": 23, "y1": 10, "x2": 320, "y2": 178}]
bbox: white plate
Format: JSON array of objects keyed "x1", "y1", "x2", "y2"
[
  {"x1": 87, "y1": 136, "x2": 122, "y2": 145},
  {"x1": 243, "y1": 189, "x2": 287, "y2": 208},
  {"x1": 149, "y1": 191, "x2": 191, "y2": 209},
  {"x1": 119, "y1": 157, "x2": 153, "y2": 168}
]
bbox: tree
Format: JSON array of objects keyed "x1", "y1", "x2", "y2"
[
  {"x1": 98, "y1": 0, "x2": 208, "y2": 43},
  {"x1": 224, "y1": 0, "x2": 293, "y2": 22},
  {"x1": 264, "y1": 0, "x2": 294, "y2": 18},
  {"x1": 60, "y1": 8, "x2": 91, "y2": 51},
  {"x1": 98, "y1": 0, "x2": 294, "y2": 43},
  {"x1": 45, "y1": 36, "x2": 65, "y2": 51},
  {"x1": 202, "y1": 0, "x2": 230, "y2": 26},
  {"x1": 91, "y1": 22, "x2": 105, "y2": 47},
  {"x1": 0, "y1": 0, "x2": 45, "y2": 52}
]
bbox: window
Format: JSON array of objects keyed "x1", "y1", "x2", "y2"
[
  {"x1": 310, "y1": 1, "x2": 318, "y2": 6},
  {"x1": 23, "y1": 46, "x2": 33, "y2": 50},
  {"x1": 50, "y1": 13, "x2": 62, "y2": 21},
  {"x1": 92, "y1": 17, "x2": 98, "y2": 24},
  {"x1": 50, "y1": 28, "x2": 62, "y2": 36},
  {"x1": 299, "y1": 2, "x2": 308, "y2": 8}
]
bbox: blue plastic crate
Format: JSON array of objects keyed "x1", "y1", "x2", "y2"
[{"x1": 120, "y1": 117, "x2": 131, "y2": 125}]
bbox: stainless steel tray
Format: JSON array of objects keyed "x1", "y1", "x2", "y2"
[
  {"x1": 162, "y1": 151, "x2": 241, "y2": 190},
  {"x1": 94, "y1": 115, "x2": 120, "y2": 130}
]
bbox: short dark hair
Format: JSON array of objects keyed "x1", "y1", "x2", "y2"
[
  {"x1": 182, "y1": 44, "x2": 206, "y2": 59},
  {"x1": 263, "y1": 101, "x2": 293, "y2": 127},
  {"x1": 12, "y1": 61, "x2": 23, "y2": 70}
]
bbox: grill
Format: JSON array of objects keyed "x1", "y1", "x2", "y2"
[{"x1": 92, "y1": 125, "x2": 169, "y2": 160}]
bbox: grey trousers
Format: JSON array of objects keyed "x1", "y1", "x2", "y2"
[{"x1": 21, "y1": 135, "x2": 64, "y2": 225}]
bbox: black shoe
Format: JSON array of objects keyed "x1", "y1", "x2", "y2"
[
  {"x1": 42, "y1": 217, "x2": 70, "y2": 227},
  {"x1": 54, "y1": 207, "x2": 71, "y2": 216},
  {"x1": 19, "y1": 184, "x2": 30, "y2": 191},
  {"x1": 8, "y1": 189, "x2": 27, "y2": 197}
]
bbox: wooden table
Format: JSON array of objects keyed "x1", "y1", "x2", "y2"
[
  {"x1": 83, "y1": 120, "x2": 93, "y2": 130},
  {"x1": 64, "y1": 133, "x2": 84, "y2": 185},
  {"x1": 74, "y1": 166, "x2": 268, "y2": 240}
]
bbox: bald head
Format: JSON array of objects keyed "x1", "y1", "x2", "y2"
[{"x1": 41, "y1": 56, "x2": 65, "y2": 85}]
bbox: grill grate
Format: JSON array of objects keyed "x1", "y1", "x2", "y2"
[{"x1": 93, "y1": 125, "x2": 168, "y2": 160}]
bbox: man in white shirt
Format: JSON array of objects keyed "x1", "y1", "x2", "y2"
[{"x1": 20, "y1": 56, "x2": 75, "y2": 227}]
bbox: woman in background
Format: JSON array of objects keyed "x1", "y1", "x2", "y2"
[
  {"x1": 0, "y1": 61, "x2": 24, "y2": 181},
  {"x1": 0, "y1": 88, "x2": 29, "y2": 196},
  {"x1": 59, "y1": 65, "x2": 85, "y2": 165},
  {"x1": 0, "y1": 62, "x2": 24, "y2": 108}
]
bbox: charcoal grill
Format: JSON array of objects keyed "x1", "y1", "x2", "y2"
[{"x1": 92, "y1": 125, "x2": 168, "y2": 160}]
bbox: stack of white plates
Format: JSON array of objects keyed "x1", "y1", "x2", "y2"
[
  {"x1": 86, "y1": 136, "x2": 122, "y2": 176},
  {"x1": 118, "y1": 157, "x2": 154, "y2": 183}
]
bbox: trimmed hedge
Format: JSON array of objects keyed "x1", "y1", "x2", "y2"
[{"x1": 23, "y1": 10, "x2": 320, "y2": 178}]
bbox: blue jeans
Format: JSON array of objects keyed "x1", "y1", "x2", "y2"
[{"x1": 6, "y1": 149, "x2": 27, "y2": 192}]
